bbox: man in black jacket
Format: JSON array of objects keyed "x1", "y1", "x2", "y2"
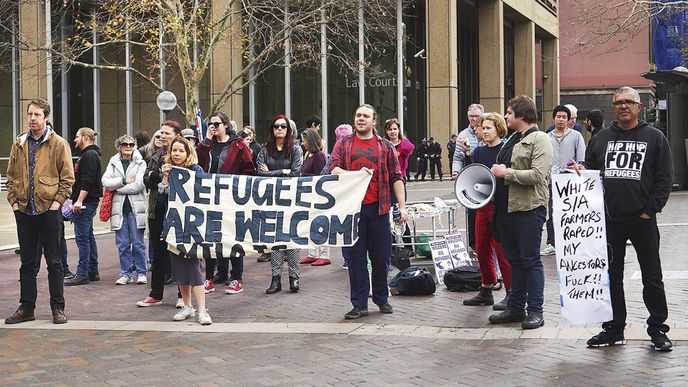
[
  {"x1": 447, "y1": 134, "x2": 457, "y2": 175},
  {"x1": 65, "y1": 127, "x2": 103, "y2": 286},
  {"x1": 427, "y1": 137, "x2": 443, "y2": 181},
  {"x1": 583, "y1": 86, "x2": 674, "y2": 352},
  {"x1": 413, "y1": 138, "x2": 429, "y2": 181}
]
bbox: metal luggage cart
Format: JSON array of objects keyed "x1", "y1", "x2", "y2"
[{"x1": 392, "y1": 198, "x2": 460, "y2": 248}]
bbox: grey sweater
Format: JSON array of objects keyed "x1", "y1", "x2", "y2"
[{"x1": 547, "y1": 128, "x2": 586, "y2": 174}]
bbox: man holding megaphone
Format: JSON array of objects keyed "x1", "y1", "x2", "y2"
[{"x1": 488, "y1": 96, "x2": 553, "y2": 330}]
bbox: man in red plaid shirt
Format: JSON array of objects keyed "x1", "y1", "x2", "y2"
[{"x1": 331, "y1": 104, "x2": 409, "y2": 320}]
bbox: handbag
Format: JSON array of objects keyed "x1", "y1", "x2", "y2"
[{"x1": 99, "y1": 190, "x2": 114, "y2": 222}]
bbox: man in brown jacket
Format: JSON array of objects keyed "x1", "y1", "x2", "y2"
[{"x1": 5, "y1": 99, "x2": 74, "y2": 325}]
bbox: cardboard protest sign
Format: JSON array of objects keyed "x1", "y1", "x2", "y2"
[
  {"x1": 444, "y1": 233, "x2": 474, "y2": 268},
  {"x1": 429, "y1": 239, "x2": 452, "y2": 285},
  {"x1": 162, "y1": 168, "x2": 372, "y2": 257},
  {"x1": 552, "y1": 171, "x2": 613, "y2": 325}
]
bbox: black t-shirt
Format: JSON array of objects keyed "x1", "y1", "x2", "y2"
[
  {"x1": 494, "y1": 133, "x2": 521, "y2": 210},
  {"x1": 210, "y1": 140, "x2": 229, "y2": 173}
]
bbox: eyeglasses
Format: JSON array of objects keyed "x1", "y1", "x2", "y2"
[
  {"x1": 272, "y1": 123, "x2": 289, "y2": 129},
  {"x1": 612, "y1": 99, "x2": 639, "y2": 108},
  {"x1": 209, "y1": 122, "x2": 224, "y2": 128},
  {"x1": 120, "y1": 142, "x2": 136, "y2": 148}
]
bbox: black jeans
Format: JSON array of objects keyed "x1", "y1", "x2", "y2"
[
  {"x1": 15, "y1": 210, "x2": 64, "y2": 311},
  {"x1": 545, "y1": 184, "x2": 555, "y2": 246},
  {"x1": 207, "y1": 256, "x2": 244, "y2": 281},
  {"x1": 429, "y1": 158, "x2": 443, "y2": 180},
  {"x1": 414, "y1": 159, "x2": 427, "y2": 180},
  {"x1": 35, "y1": 219, "x2": 69, "y2": 274},
  {"x1": 148, "y1": 213, "x2": 170, "y2": 300},
  {"x1": 603, "y1": 216, "x2": 670, "y2": 335}
]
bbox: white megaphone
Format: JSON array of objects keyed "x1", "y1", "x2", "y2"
[{"x1": 453, "y1": 163, "x2": 496, "y2": 209}]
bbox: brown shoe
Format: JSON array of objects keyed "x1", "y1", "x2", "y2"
[
  {"x1": 52, "y1": 308, "x2": 68, "y2": 324},
  {"x1": 5, "y1": 308, "x2": 35, "y2": 324}
]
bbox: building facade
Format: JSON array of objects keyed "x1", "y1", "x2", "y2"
[{"x1": 0, "y1": 0, "x2": 559, "y2": 173}]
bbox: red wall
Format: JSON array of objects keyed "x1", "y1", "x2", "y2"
[{"x1": 558, "y1": 1, "x2": 651, "y2": 88}]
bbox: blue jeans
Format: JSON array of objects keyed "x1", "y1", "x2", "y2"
[
  {"x1": 349, "y1": 203, "x2": 392, "y2": 308},
  {"x1": 115, "y1": 211, "x2": 147, "y2": 278},
  {"x1": 73, "y1": 201, "x2": 99, "y2": 276},
  {"x1": 496, "y1": 206, "x2": 547, "y2": 314}
]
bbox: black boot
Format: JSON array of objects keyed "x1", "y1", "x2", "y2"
[
  {"x1": 266, "y1": 275, "x2": 281, "y2": 294},
  {"x1": 463, "y1": 286, "x2": 493, "y2": 306},
  {"x1": 493, "y1": 290, "x2": 510, "y2": 311},
  {"x1": 289, "y1": 277, "x2": 300, "y2": 293}
]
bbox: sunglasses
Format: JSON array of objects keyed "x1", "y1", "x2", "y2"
[
  {"x1": 154, "y1": 135, "x2": 161, "y2": 139},
  {"x1": 272, "y1": 123, "x2": 289, "y2": 129},
  {"x1": 209, "y1": 122, "x2": 224, "y2": 128},
  {"x1": 120, "y1": 142, "x2": 136, "y2": 148}
]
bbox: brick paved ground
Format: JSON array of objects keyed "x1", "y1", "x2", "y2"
[{"x1": 0, "y1": 182, "x2": 687, "y2": 385}]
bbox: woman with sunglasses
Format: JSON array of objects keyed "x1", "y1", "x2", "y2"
[
  {"x1": 139, "y1": 129, "x2": 163, "y2": 164},
  {"x1": 256, "y1": 115, "x2": 303, "y2": 294},
  {"x1": 196, "y1": 111, "x2": 235, "y2": 293},
  {"x1": 197, "y1": 112, "x2": 257, "y2": 296},
  {"x1": 102, "y1": 135, "x2": 148, "y2": 285}
]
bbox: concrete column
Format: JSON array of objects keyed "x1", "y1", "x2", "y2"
[
  {"x1": 210, "y1": 0, "x2": 243, "y2": 127},
  {"x1": 426, "y1": 0, "x2": 458, "y2": 175},
  {"x1": 514, "y1": 21, "x2": 536, "y2": 99},
  {"x1": 541, "y1": 37, "x2": 560, "y2": 128},
  {"x1": 478, "y1": 0, "x2": 504, "y2": 113},
  {"x1": 18, "y1": 2, "x2": 49, "y2": 109}
]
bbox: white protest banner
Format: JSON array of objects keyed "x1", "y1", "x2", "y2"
[
  {"x1": 444, "y1": 233, "x2": 473, "y2": 268},
  {"x1": 552, "y1": 170, "x2": 613, "y2": 325},
  {"x1": 162, "y1": 168, "x2": 372, "y2": 257},
  {"x1": 429, "y1": 239, "x2": 452, "y2": 285}
]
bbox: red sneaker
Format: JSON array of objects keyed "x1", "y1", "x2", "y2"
[
  {"x1": 300, "y1": 256, "x2": 318, "y2": 264},
  {"x1": 204, "y1": 279, "x2": 215, "y2": 293},
  {"x1": 225, "y1": 279, "x2": 244, "y2": 294},
  {"x1": 136, "y1": 297, "x2": 163, "y2": 307},
  {"x1": 311, "y1": 258, "x2": 331, "y2": 266}
]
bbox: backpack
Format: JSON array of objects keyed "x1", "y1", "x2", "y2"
[
  {"x1": 443, "y1": 266, "x2": 482, "y2": 292},
  {"x1": 389, "y1": 267, "x2": 436, "y2": 295},
  {"x1": 391, "y1": 246, "x2": 413, "y2": 270}
]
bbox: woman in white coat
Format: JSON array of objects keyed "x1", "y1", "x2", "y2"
[{"x1": 102, "y1": 135, "x2": 149, "y2": 285}]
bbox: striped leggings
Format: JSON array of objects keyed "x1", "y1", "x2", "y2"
[{"x1": 270, "y1": 249, "x2": 300, "y2": 278}]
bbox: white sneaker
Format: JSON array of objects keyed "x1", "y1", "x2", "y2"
[
  {"x1": 175, "y1": 298, "x2": 184, "y2": 308},
  {"x1": 198, "y1": 309, "x2": 212, "y2": 325},
  {"x1": 173, "y1": 305, "x2": 196, "y2": 321},
  {"x1": 115, "y1": 275, "x2": 132, "y2": 285},
  {"x1": 540, "y1": 244, "x2": 556, "y2": 255},
  {"x1": 136, "y1": 275, "x2": 147, "y2": 284}
]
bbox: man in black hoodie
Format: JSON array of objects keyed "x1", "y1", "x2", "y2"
[
  {"x1": 583, "y1": 87, "x2": 674, "y2": 352},
  {"x1": 65, "y1": 127, "x2": 103, "y2": 286}
]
